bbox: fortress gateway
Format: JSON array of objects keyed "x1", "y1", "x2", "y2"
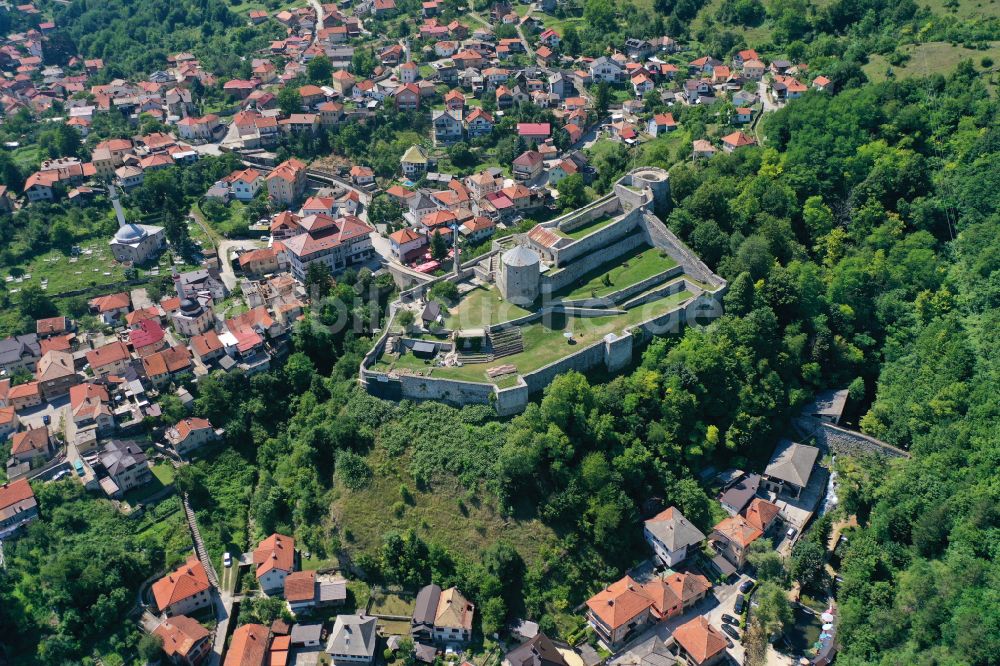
[{"x1": 360, "y1": 168, "x2": 728, "y2": 416}]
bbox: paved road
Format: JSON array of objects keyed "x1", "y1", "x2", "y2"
[
  {"x1": 515, "y1": 9, "x2": 535, "y2": 58},
  {"x1": 307, "y1": 0, "x2": 324, "y2": 43}
]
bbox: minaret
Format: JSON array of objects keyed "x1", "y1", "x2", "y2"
[
  {"x1": 452, "y1": 222, "x2": 460, "y2": 276},
  {"x1": 109, "y1": 184, "x2": 128, "y2": 228},
  {"x1": 172, "y1": 265, "x2": 185, "y2": 300}
]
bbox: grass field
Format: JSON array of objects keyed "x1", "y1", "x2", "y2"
[
  {"x1": 921, "y1": 0, "x2": 1000, "y2": 19},
  {"x1": 863, "y1": 41, "x2": 1000, "y2": 84},
  {"x1": 442, "y1": 284, "x2": 533, "y2": 329},
  {"x1": 382, "y1": 289, "x2": 693, "y2": 384},
  {"x1": 558, "y1": 245, "x2": 678, "y2": 300},
  {"x1": 151, "y1": 463, "x2": 176, "y2": 486},
  {"x1": 558, "y1": 213, "x2": 618, "y2": 240},
  {"x1": 329, "y1": 447, "x2": 559, "y2": 566}
]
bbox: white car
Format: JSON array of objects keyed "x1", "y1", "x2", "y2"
[{"x1": 223, "y1": 552, "x2": 232, "y2": 568}]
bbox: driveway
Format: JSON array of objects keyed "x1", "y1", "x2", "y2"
[{"x1": 216, "y1": 239, "x2": 264, "y2": 291}]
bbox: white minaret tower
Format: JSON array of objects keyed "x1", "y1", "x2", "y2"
[
  {"x1": 109, "y1": 184, "x2": 128, "y2": 228},
  {"x1": 452, "y1": 222, "x2": 460, "y2": 276}
]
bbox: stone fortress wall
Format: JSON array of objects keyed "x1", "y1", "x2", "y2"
[{"x1": 359, "y1": 168, "x2": 728, "y2": 415}]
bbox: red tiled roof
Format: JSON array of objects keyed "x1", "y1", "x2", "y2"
[
  {"x1": 152, "y1": 556, "x2": 211, "y2": 611},
  {"x1": 586, "y1": 575, "x2": 654, "y2": 630},
  {"x1": 86, "y1": 341, "x2": 130, "y2": 369},
  {"x1": 253, "y1": 533, "x2": 295, "y2": 578},
  {"x1": 154, "y1": 615, "x2": 210, "y2": 660},
  {"x1": 673, "y1": 617, "x2": 727, "y2": 665},
  {"x1": 283, "y1": 570, "x2": 315, "y2": 602},
  {"x1": 0, "y1": 478, "x2": 35, "y2": 512},
  {"x1": 224, "y1": 623, "x2": 269, "y2": 666}
]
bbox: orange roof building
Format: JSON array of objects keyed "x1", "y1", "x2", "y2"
[
  {"x1": 151, "y1": 556, "x2": 212, "y2": 616},
  {"x1": 673, "y1": 616, "x2": 728, "y2": 665},
  {"x1": 224, "y1": 623, "x2": 269, "y2": 666},
  {"x1": 153, "y1": 615, "x2": 211, "y2": 664},
  {"x1": 585, "y1": 575, "x2": 655, "y2": 648},
  {"x1": 252, "y1": 533, "x2": 295, "y2": 594}
]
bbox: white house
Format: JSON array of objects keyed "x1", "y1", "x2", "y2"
[
  {"x1": 643, "y1": 506, "x2": 706, "y2": 567},
  {"x1": 588, "y1": 57, "x2": 623, "y2": 83},
  {"x1": 253, "y1": 533, "x2": 295, "y2": 594}
]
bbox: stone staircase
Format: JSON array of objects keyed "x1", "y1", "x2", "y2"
[
  {"x1": 489, "y1": 327, "x2": 524, "y2": 359},
  {"x1": 457, "y1": 351, "x2": 493, "y2": 364}
]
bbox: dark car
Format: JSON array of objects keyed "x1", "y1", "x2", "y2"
[
  {"x1": 739, "y1": 579, "x2": 755, "y2": 594},
  {"x1": 721, "y1": 613, "x2": 739, "y2": 625},
  {"x1": 42, "y1": 414, "x2": 51, "y2": 426},
  {"x1": 721, "y1": 623, "x2": 741, "y2": 641},
  {"x1": 734, "y1": 594, "x2": 746, "y2": 614}
]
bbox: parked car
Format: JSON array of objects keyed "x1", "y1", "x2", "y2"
[
  {"x1": 721, "y1": 624, "x2": 740, "y2": 641},
  {"x1": 734, "y1": 594, "x2": 746, "y2": 614},
  {"x1": 786, "y1": 526, "x2": 798, "y2": 539},
  {"x1": 42, "y1": 414, "x2": 50, "y2": 425},
  {"x1": 739, "y1": 579, "x2": 755, "y2": 594},
  {"x1": 721, "y1": 614, "x2": 738, "y2": 625},
  {"x1": 223, "y1": 552, "x2": 232, "y2": 568}
]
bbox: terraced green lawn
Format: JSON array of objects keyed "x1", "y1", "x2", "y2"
[
  {"x1": 442, "y1": 284, "x2": 533, "y2": 329},
  {"x1": 557, "y1": 213, "x2": 618, "y2": 240},
  {"x1": 557, "y1": 245, "x2": 678, "y2": 300},
  {"x1": 377, "y1": 290, "x2": 693, "y2": 385}
]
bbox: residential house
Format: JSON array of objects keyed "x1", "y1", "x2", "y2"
[
  {"x1": 89, "y1": 292, "x2": 132, "y2": 325},
  {"x1": 239, "y1": 248, "x2": 281, "y2": 277},
  {"x1": 224, "y1": 624, "x2": 269, "y2": 666},
  {"x1": 643, "y1": 506, "x2": 706, "y2": 567},
  {"x1": 253, "y1": 533, "x2": 296, "y2": 594},
  {"x1": 672, "y1": 617, "x2": 728, "y2": 666},
  {"x1": 165, "y1": 417, "x2": 219, "y2": 457},
  {"x1": 718, "y1": 473, "x2": 760, "y2": 516},
  {"x1": 411, "y1": 585, "x2": 474, "y2": 644},
  {"x1": 401, "y1": 145, "x2": 429, "y2": 179},
  {"x1": 153, "y1": 615, "x2": 212, "y2": 666},
  {"x1": 692, "y1": 139, "x2": 717, "y2": 159},
  {"x1": 762, "y1": 440, "x2": 819, "y2": 499},
  {"x1": 191, "y1": 331, "x2": 225, "y2": 365},
  {"x1": 350, "y1": 165, "x2": 375, "y2": 186},
  {"x1": 710, "y1": 514, "x2": 762, "y2": 569},
  {"x1": 327, "y1": 615, "x2": 378, "y2": 665},
  {"x1": 502, "y1": 633, "x2": 568, "y2": 666},
  {"x1": 741, "y1": 59, "x2": 765, "y2": 79},
  {"x1": 812, "y1": 75, "x2": 832, "y2": 91},
  {"x1": 432, "y1": 110, "x2": 464, "y2": 146},
  {"x1": 0, "y1": 407, "x2": 18, "y2": 440},
  {"x1": 35, "y1": 349, "x2": 79, "y2": 399},
  {"x1": 589, "y1": 57, "x2": 624, "y2": 83},
  {"x1": 266, "y1": 158, "x2": 308, "y2": 207},
  {"x1": 86, "y1": 341, "x2": 132, "y2": 377},
  {"x1": 0, "y1": 478, "x2": 39, "y2": 538},
  {"x1": 284, "y1": 571, "x2": 347, "y2": 614},
  {"x1": 631, "y1": 72, "x2": 654, "y2": 97},
  {"x1": 36, "y1": 316, "x2": 72, "y2": 338},
  {"x1": 512, "y1": 150, "x2": 543, "y2": 181},
  {"x1": 641, "y1": 571, "x2": 712, "y2": 620},
  {"x1": 464, "y1": 108, "x2": 494, "y2": 138},
  {"x1": 624, "y1": 38, "x2": 652, "y2": 60},
  {"x1": 332, "y1": 70, "x2": 355, "y2": 96},
  {"x1": 460, "y1": 216, "x2": 495, "y2": 244},
  {"x1": 142, "y1": 346, "x2": 193, "y2": 388},
  {"x1": 98, "y1": 439, "x2": 152, "y2": 498},
  {"x1": 228, "y1": 168, "x2": 265, "y2": 202},
  {"x1": 720, "y1": 131, "x2": 755, "y2": 153},
  {"x1": 770, "y1": 75, "x2": 806, "y2": 100},
  {"x1": 69, "y1": 383, "x2": 114, "y2": 434},
  {"x1": 152, "y1": 554, "x2": 212, "y2": 617},
  {"x1": 585, "y1": 576, "x2": 654, "y2": 649},
  {"x1": 280, "y1": 215, "x2": 374, "y2": 282},
  {"x1": 646, "y1": 113, "x2": 676, "y2": 137},
  {"x1": 389, "y1": 228, "x2": 428, "y2": 263},
  {"x1": 7, "y1": 382, "x2": 41, "y2": 411},
  {"x1": 744, "y1": 497, "x2": 781, "y2": 533},
  {"x1": 394, "y1": 83, "x2": 421, "y2": 111},
  {"x1": 0, "y1": 334, "x2": 41, "y2": 374},
  {"x1": 733, "y1": 107, "x2": 753, "y2": 124},
  {"x1": 517, "y1": 123, "x2": 550, "y2": 143},
  {"x1": 9, "y1": 426, "x2": 54, "y2": 467}
]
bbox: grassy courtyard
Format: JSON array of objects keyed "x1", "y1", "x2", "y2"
[
  {"x1": 378, "y1": 289, "x2": 693, "y2": 385},
  {"x1": 442, "y1": 284, "x2": 533, "y2": 329},
  {"x1": 557, "y1": 245, "x2": 678, "y2": 300},
  {"x1": 557, "y1": 213, "x2": 619, "y2": 240}
]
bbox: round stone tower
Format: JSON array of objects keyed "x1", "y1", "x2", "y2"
[
  {"x1": 498, "y1": 245, "x2": 540, "y2": 306},
  {"x1": 631, "y1": 168, "x2": 671, "y2": 209}
]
